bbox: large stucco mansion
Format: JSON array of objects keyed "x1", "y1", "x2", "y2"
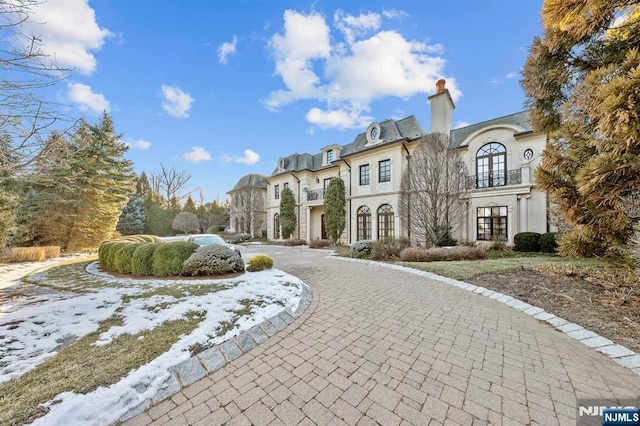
[{"x1": 228, "y1": 80, "x2": 552, "y2": 245}]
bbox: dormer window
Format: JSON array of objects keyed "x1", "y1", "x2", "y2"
[
  {"x1": 327, "y1": 150, "x2": 334, "y2": 163},
  {"x1": 365, "y1": 122, "x2": 382, "y2": 145}
]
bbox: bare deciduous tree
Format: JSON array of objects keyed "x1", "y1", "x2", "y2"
[
  {"x1": 150, "y1": 162, "x2": 191, "y2": 205},
  {"x1": 399, "y1": 133, "x2": 468, "y2": 246},
  {"x1": 231, "y1": 188, "x2": 264, "y2": 237},
  {"x1": 1, "y1": 0, "x2": 72, "y2": 174}
]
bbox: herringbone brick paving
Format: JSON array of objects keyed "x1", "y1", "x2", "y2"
[{"x1": 125, "y1": 247, "x2": 640, "y2": 425}]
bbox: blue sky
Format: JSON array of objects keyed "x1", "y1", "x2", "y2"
[{"x1": 22, "y1": 0, "x2": 544, "y2": 203}]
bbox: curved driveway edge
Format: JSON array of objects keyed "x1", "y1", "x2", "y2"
[
  {"x1": 331, "y1": 254, "x2": 640, "y2": 377},
  {"x1": 119, "y1": 283, "x2": 313, "y2": 422}
]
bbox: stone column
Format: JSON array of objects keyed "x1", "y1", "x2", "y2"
[
  {"x1": 519, "y1": 195, "x2": 529, "y2": 232},
  {"x1": 306, "y1": 206, "x2": 312, "y2": 242}
]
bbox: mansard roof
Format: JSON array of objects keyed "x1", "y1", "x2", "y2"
[
  {"x1": 270, "y1": 115, "x2": 426, "y2": 176},
  {"x1": 227, "y1": 173, "x2": 267, "y2": 193},
  {"x1": 449, "y1": 111, "x2": 533, "y2": 148}
]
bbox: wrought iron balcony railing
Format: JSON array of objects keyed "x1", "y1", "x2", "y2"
[
  {"x1": 306, "y1": 189, "x2": 325, "y2": 201},
  {"x1": 466, "y1": 169, "x2": 522, "y2": 190}
]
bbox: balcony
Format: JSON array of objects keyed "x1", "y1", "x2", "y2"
[
  {"x1": 466, "y1": 169, "x2": 522, "y2": 190},
  {"x1": 306, "y1": 189, "x2": 325, "y2": 201}
]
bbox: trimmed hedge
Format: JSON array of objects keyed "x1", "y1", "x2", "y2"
[
  {"x1": 282, "y1": 238, "x2": 307, "y2": 246},
  {"x1": 350, "y1": 240, "x2": 373, "y2": 258},
  {"x1": 309, "y1": 239, "x2": 332, "y2": 249},
  {"x1": 229, "y1": 233, "x2": 251, "y2": 244},
  {"x1": 540, "y1": 232, "x2": 558, "y2": 253},
  {"x1": 514, "y1": 232, "x2": 541, "y2": 252},
  {"x1": 104, "y1": 242, "x2": 128, "y2": 271},
  {"x1": 182, "y1": 245, "x2": 244, "y2": 276},
  {"x1": 152, "y1": 241, "x2": 198, "y2": 276},
  {"x1": 131, "y1": 243, "x2": 161, "y2": 276},
  {"x1": 399, "y1": 246, "x2": 487, "y2": 262},
  {"x1": 113, "y1": 243, "x2": 143, "y2": 273},
  {"x1": 246, "y1": 255, "x2": 273, "y2": 272}
]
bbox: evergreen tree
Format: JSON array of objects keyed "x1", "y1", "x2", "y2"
[
  {"x1": 522, "y1": 1, "x2": 640, "y2": 258},
  {"x1": 279, "y1": 188, "x2": 296, "y2": 239},
  {"x1": 116, "y1": 195, "x2": 145, "y2": 235},
  {"x1": 183, "y1": 195, "x2": 197, "y2": 213},
  {"x1": 143, "y1": 199, "x2": 173, "y2": 236},
  {"x1": 15, "y1": 114, "x2": 135, "y2": 249},
  {"x1": 324, "y1": 177, "x2": 346, "y2": 243},
  {"x1": 136, "y1": 172, "x2": 152, "y2": 199}
]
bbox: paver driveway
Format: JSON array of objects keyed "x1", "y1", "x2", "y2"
[{"x1": 125, "y1": 246, "x2": 640, "y2": 426}]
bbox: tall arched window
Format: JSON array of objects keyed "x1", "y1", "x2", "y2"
[
  {"x1": 357, "y1": 206, "x2": 371, "y2": 241},
  {"x1": 273, "y1": 213, "x2": 280, "y2": 240},
  {"x1": 476, "y1": 143, "x2": 506, "y2": 188},
  {"x1": 377, "y1": 204, "x2": 394, "y2": 239}
]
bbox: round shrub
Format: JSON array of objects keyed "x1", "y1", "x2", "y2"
[
  {"x1": 229, "y1": 233, "x2": 251, "y2": 244},
  {"x1": 350, "y1": 240, "x2": 373, "y2": 258},
  {"x1": 246, "y1": 255, "x2": 273, "y2": 272},
  {"x1": 539, "y1": 232, "x2": 558, "y2": 253},
  {"x1": 103, "y1": 242, "x2": 128, "y2": 271},
  {"x1": 514, "y1": 232, "x2": 541, "y2": 252},
  {"x1": 98, "y1": 241, "x2": 115, "y2": 266},
  {"x1": 131, "y1": 243, "x2": 161, "y2": 276},
  {"x1": 283, "y1": 238, "x2": 306, "y2": 246},
  {"x1": 113, "y1": 243, "x2": 142, "y2": 274},
  {"x1": 182, "y1": 245, "x2": 245, "y2": 276},
  {"x1": 152, "y1": 241, "x2": 199, "y2": 276}
]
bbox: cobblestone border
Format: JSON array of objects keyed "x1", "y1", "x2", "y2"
[
  {"x1": 330, "y1": 254, "x2": 640, "y2": 377},
  {"x1": 119, "y1": 283, "x2": 313, "y2": 422}
]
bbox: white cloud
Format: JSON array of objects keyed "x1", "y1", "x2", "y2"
[
  {"x1": 182, "y1": 147, "x2": 212, "y2": 163},
  {"x1": 161, "y1": 84, "x2": 194, "y2": 118},
  {"x1": 218, "y1": 35, "x2": 238, "y2": 64},
  {"x1": 125, "y1": 139, "x2": 152, "y2": 150},
  {"x1": 382, "y1": 8, "x2": 410, "y2": 20},
  {"x1": 19, "y1": 0, "x2": 112, "y2": 75},
  {"x1": 455, "y1": 121, "x2": 471, "y2": 129},
  {"x1": 67, "y1": 82, "x2": 110, "y2": 113},
  {"x1": 266, "y1": 9, "x2": 460, "y2": 130},
  {"x1": 306, "y1": 107, "x2": 372, "y2": 130},
  {"x1": 222, "y1": 149, "x2": 260, "y2": 165},
  {"x1": 491, "y1": 71, "x2": 518, "y2": 84},
  {"x1": 266, "y1": 10, "x2": 332, "y2": 110}
]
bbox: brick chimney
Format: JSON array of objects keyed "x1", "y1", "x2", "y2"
[{"x1": 428, "y1": 79, "x2": 455, "y2": 135}]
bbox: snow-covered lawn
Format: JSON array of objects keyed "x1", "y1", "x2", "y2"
[{"x1": 0, "y1": 254, "x2": 305, "y2": 425}]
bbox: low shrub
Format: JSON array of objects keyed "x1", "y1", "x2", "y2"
[
  {"x1": 206, "y1": 226, "x2": 224, "y2": 233},
  {"x1": 350, "y1": 240, "x2": 373, "y2": 258},
  {"x1": 152, "y1": 241, "x2": 198, "y2": 276},
  {"x1": 103, "y1": 242, "x2": 128, "y2": 271},
  {"x1": 42, "y1": 246, "x2": 61, "y2": 258},
  {"x1": 113, "y1": 243, "x2": 143, "y2": 274},
  {"x1": 246, "y1": 254, "x2": 274, "y2": 272},
  {"x1": 309, "y1": 239, "x2": 332, "y2": 249},
  {"x1": 370, "y1": 237, "x2": 411, "y2": 260},
  {"x1": 400, "y1": 246, "x2": 487, "y2": 262},
  {"x1": 514, "y1": 232, "x2": 541, "y2": 252},
  {"x1": 131, "y1": 243, "x2": 161, "y2": 276},
  {"x1": 10, "y1": 247, "x2": 46, "y2": 262},
  {"x1": 182, "y1": 245, "x2": 244, "y2": 276},
  {"x1": 229, "y1": 233, "x2": 251, "y2": 244},
  {"x1": 539, "y1": 232, "x2": 558, "y2": 253},
  {"x1": 283, "y1": 238, "x2": 306, "y2": 246}
]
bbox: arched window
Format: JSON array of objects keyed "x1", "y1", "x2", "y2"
[
  {"x1": 476, "y1": 143, "x2": 506, "y2": 188},
  {"x1": 273, "y1": 213, "x2": 280, "y2": 240},
  {"x1": 377, "y1": 204, "x2": 394, "y2": 239},
  {"x1": 357, "y1": 206, "x2": 371, "y2": 241}
]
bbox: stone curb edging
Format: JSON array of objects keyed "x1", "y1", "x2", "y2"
[
  {"x1": 119, "y1": 283, "x2": 313, "y2": 422},
  {"x1": 330, "y1": 254, "x2": 640, "y2": 377}
]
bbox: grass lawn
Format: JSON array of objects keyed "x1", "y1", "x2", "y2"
[
  {"x1": 400, "y1": 251, "x2": 606, "y2": 280},
  {"x1": 0, "y1": 257, "x2": 303, "y2": 425}
]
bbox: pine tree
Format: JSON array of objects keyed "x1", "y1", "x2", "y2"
[
  {"x1": 116, "y1": 195, "x2": 145, "y2": 235},
  {"x1": 183, "y1": 195, "x2": 197, "y2": 213},
  {"x1": 279, "y1": 188, "x2": 296, "y2": 239},
  {"x1": 136, "y1": 172, "x2": 152, "y2": 199},
  {"x1": 143, "y1": 199, "x2": 173, "y2": 236},
  {"x1": 522, "y1": 1, "x2": 640, "y2": 259},
  {"x1": 324, "y1": 177, "x2": 346, "y2": 243}
]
